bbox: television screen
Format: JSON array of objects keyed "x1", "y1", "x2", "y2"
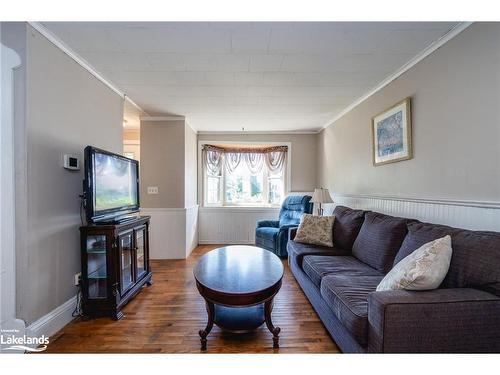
[
  {"x1": 93, "y1": 152, "x2": 138, "y2": 211},
  {"x1": 84, "y1": 146, "x2": 140, "y2": 222}
]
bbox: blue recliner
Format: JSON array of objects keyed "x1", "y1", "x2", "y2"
[{"x1": 255, "y1": 195, "x2": 313, "y2": 257}]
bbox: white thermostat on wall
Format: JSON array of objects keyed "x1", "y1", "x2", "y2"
[{"x1": 63, "y1": 154, "x2": 80, "y2": 171}]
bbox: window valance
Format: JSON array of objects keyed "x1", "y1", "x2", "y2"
[
  {"x1": 202, "y1": 144, "x2": 287, "y2": 176},
  {"x1": 202, "y1": 144, "x2": 288, "y2": 154}
]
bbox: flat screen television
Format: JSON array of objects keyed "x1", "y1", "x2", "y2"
[{"x1": 83, "y1": 146, "x2": 140, "y2": 223}]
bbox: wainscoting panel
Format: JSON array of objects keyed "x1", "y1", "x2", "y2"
[
  {"x1": 185, "y1": 205, "x2": 199, "y2": 257},
  {"x1": 199, "y1": 207, "x2": 280, "y2": 244},
  {"x1": 140, "y1": 208, "x2": 187, "y2": 259},
  {"x1": 330, "y1": 194, "x2": 500, "y2": 231}
]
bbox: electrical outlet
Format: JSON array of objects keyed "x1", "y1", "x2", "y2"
[
  {"x1": 74, "y1": 272, "x2": 82, "y2": 286},
  {"x1": 147, "y1": 186, "x2": 159, "y2": 194}
]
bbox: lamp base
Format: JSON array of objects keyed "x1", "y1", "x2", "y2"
[{"x1": 316, "y1": 204, "x2": 324, "y2": 216}]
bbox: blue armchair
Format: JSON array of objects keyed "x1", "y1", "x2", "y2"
[{"x1": 255, "y1": 195, "x2": 313, "y2": 257}]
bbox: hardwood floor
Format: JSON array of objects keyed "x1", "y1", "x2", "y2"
[{"x1": 45, "y1": 245, "x2": 340, "y2": 353}]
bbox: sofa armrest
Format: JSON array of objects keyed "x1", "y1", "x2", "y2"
[
  {"x1": 368, "y1": 288, "x2": 500, "y2": 353},
  {"x1": 256, "y1": 220, "x2": 279, "y2": 228},
  {"x1": 289, "y1": 227, "x2": 298, "y2": 240}
]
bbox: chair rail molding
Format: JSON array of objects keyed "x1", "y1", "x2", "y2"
[{"x1": 330, "y1": 193, "x2": 500, "y2": 231}]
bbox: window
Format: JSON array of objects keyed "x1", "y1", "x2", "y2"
[{"x1": 202, "y1": 144, "x2": 287, "y2": 207}]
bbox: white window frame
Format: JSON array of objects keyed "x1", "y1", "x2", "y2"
[{"x1": 199, "y1": 141, "x2": 291, "y2": 208}]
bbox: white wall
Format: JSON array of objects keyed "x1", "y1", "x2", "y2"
[
  {"x1": 318, "y1": 23, "x2": 500, "y2": 229},
  {"x1": 17, "y1": 25, "x2": 124, "y2": 325},
  {"x1": 184, "y1": 123, "x2": 198, "y2": 256},
  {"x1": 185, "y1": 123, "x2": 198, "y2": 207},
  {"x1": 199, "y1": 207, "x2": 280, "y2": 244},
  {"x1": 1, "y1": 23, "x2": 23, "y2": 337},
  {"x1": 123, "y1": 128, "x2": 140, "y2": 161}
]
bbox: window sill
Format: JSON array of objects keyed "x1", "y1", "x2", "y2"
[{"x1": 200, "y1": 206, "x2": 281, "y2": 212}]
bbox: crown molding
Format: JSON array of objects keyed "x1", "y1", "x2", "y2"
[
  {"x1": 28, "y1": 21, "x2": 472, "y2": 135},
  {"x1": 320, "y1": 22, "x2": 473, "y2": 131},
  {"x1": 140, "y1": 116, "x2": 186, "y2": 122},
  {"x1": 124, "y1": 95, "x2": 144, "y2": 113},
  {"x1": 141, "y1": 117, "x2": 199, "y2": 134},
  {"x1": 27, "y1": 22, "x2": 145, "y2": 113},
  {"x1": 185, "y1": 121, "x2": 198, "y2": 134},
  {"x1": 197, "y1": 130, "x2": 319, "y2": 135}
]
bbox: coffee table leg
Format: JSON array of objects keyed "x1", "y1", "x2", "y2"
[
  {"x1": 199, "y1": 300, "x2": 214, "y2": 351},
  {"x1": 264, "y1": 299, "x2": 281, "y2": 348}
]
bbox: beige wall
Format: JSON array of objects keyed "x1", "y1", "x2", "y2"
[
  {"x1": 197, "y1": 133, "x2": 318, "y2": 192},
  {"x1": 140, "y1": 119, "x2": 199, "y2": 259},
  {"x1": 318, "y1": 23, "x2": 500, "y2": 202},
  {"x1": 123, "y1": 128, "x2": 140, "y2": 141},
  {"x1": 123, "y1": 143, "x2": 140, "y2": 162},
  {"x1": 123, "y1": 128, "x2": 140, "y2": 162},
  {"x1": 19, "y1": 25, "x2": 124, "y2": 324},
  {"x1": 140, "y1": 120, "x2": 186, "y2": 208}
]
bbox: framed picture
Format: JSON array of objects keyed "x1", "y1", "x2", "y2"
[{"x1": 372, "y1": 97, "x2": 412, "y2": 166}]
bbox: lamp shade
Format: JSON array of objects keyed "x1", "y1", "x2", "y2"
[{"x1": 311, "y1": 188, "x2": 334, "y2": 203}]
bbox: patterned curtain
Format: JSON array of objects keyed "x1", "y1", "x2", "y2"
[
  {"x1": 203, "y1": 148, "x2": 224, "y2": 176},
  {"x1": 203, "y1": 144, "x2": 287, "y2": 175},
  {"x1": 265, "y1": 150, "x2": 287, "y2": 175},
  {"x1": 225, "y1": 152, "x2": 242, "y2": 173},
  {"x1": 244, "y1": 153, "x2": 264, "y2": 174}
]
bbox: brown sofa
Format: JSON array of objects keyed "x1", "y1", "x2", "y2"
[{"x1": 288, "y1": 205, "x2": 500, "y2": 353}]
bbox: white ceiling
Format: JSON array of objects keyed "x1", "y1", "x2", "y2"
[{"x1": 43, "y1": 22, "x2": 458, "y2": 132}]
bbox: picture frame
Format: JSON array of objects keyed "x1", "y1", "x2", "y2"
[{"x1": 372, "y1": 97, "x2": 412, "y2": 166}]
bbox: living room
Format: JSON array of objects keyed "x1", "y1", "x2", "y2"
[{"x1": 2, "y1": 0, "x2": 499, "y2": 372}]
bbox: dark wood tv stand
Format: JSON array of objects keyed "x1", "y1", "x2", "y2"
[{"x1": 80, "y1": 216, "x2": 152, "y2": 320}]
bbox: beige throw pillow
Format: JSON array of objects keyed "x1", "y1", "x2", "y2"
[
  {"x1": 376, "y1": 235, "x2": 453, "y2": 292},
  {"x1": 294, "y1": 214, "x2": 335, "y2": 247}
]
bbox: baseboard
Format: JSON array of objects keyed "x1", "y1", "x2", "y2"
[
  {"x1": 198, "y1": 240, "x2": 254, "y2": 245},
  {"x1": 27, "y1": 295, "x2": 77, "y2": 339}
]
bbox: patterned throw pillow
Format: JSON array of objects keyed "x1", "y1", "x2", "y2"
[
  {"x1": 294, "y1": 214, "x2": 335, "y2": 247},
  {"x1": 376, "y1": 235, "x2": 453, "y2": 291}
]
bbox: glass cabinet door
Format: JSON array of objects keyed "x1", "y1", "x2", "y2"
[
  {"x1": 86, "y1": 234, "x2": 107, "y2": 299},
  {"x1": 119, "y1": 231, "x2": 134, "y2": 294},
  {"x1": 135, "y1": 227, "x2": 147, "y2": 279}
]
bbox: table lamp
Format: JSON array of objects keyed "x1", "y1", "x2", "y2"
[{"x1": 311, "y1": 188, "x2": 334, "y2": 216}]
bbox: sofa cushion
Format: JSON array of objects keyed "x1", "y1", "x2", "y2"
[
  {"x1": 320, "y1": 275, "x2": 384, "y2": 347},
  {"x1": 332, "y1": 206, "x2": 366, "y2": 250},
  {"x1": 395, "y1": 221, "x2": 500, "y2": 296},
  {"x1": 255, "y1": 227, "x2": 279, "y2": 250},
  {"x1": 295, "y1": 214, "x2": 335, "y2": 247},
  {"x1": 303, "y1": 255, "x2": 383, "y2": 287},
  {"x1": 287, "y1": 239, "x2": 349, "y2": 268},
  {"x1": 352, "y1": 212, "x2": 409, "y2": 273},
  {"x1": 377, "y1": 235, "x2": 453, "y2": 291}
]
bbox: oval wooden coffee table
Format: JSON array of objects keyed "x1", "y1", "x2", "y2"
[{"x1": 194, "y1": 245, "x2": 284, "y2": 350}]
